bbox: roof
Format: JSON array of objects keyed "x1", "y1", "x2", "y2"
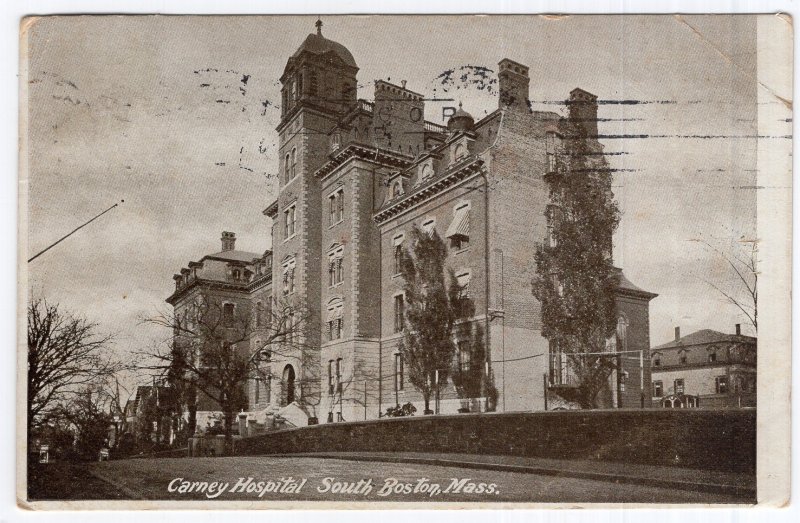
[
  {"x1": 201, "y1": 250, "x2": 261, "y2": 263},
  {"x1": 652, "y1": 329, "x2": 757, "y2": 351},
  {"x1": 614, "y1": 268, "x2": 658, "y2": 300},
  {"x1": 291, "y1": 32, "x2": 357, "y2": 68}
]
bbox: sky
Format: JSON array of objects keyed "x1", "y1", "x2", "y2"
[{"x1": 24, "y1": 15, "x2": 769, "y2": 388}]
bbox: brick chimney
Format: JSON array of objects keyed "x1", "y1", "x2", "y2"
[
  {"x1": 735, "y1": 324, "x2": 741, "y2": 336},
  {"x1": 674, "y1": 326, "x2": 681, "y2": 341},
  {"x1": 568, "y1": 88, "x2": 599, "y2": 138},
  {"x1": 498, "y1": 58, "x2": 530, "y2": 112},
  {"x1": 221, "y1": 231, "x2": 236, "y2": 252}
]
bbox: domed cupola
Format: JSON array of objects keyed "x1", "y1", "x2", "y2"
[
  {"x1": 281, "y1": 19, "x2": 359, "y2": 121},
  {"x1": 447, "y1": 102, "x2": 475, "y2": 132},
  {"x1": 291, "y1": 19, "x2": 358, "y2": 69}
]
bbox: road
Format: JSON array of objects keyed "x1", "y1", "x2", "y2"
[{"x1": 85, "y1": 456, "x2": 749, "y2": 504}]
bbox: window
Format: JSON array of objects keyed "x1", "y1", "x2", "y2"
[
  {"x1": 446, "y1": 202, "x2": 470, "y2": 250},
  {"x1": 327, "y1": 300, "x2": 343, "y2": 341},
  {"x1": 264, "y1": 299, "x2": 272, "y2": 325},
  {"x1": 454, "y1": 143, "x2": 465, "y2": 161},
  {"x1": 284, "y1": 153, "x2": 291, "y2": 184},
  {"x1": 392, "y1": 181, "x2": 403, "y2": 199},
  {"x1": 458, "y1": 341, "x2": 471, "y2": 373},
  {"x1": 296, "y1": 73, "x2": 303, "y2": 99},
  {"x1": 309, "y1": 70, "x2": 318, "y2": 96},
  {"x1": 256, "y1": 301, "x2": 264, "y2": 327},
  {"x1": 328, "y1": 360, "x2": 335, "y2": 395},
  {"x1": 393, "y1": 234, "x2": 404, "y2": 274},
  {"x1": 284, "y1": 205, "x2": 296, "y2": 239},
  {"x1": 421, "y1": 164, "x2": 433, "y2": 181},
  {"x1": 290, "y1": 148, "x2": 297, "y2": 180},
  {"x1": 222, "y1": 303, "x2": 235, "y2": 327},
  {"x1": 328, "y1": 246, "x2": 344, "y2": 286},
  {"x1": 674, "y1": 378, "x2": 685, "y2": 395},
  {"x1": 394, "y1": 353, "x2": 404, "y2": 391},
  {"x1": 456, "y1": 272, "x2": 471, "y2": 299},
  {"x1": 679, "y1": 351, "x2": 688, "y2": 364},
  {"x1": 653, "y1": 380, "x2": 663, "y2": 397},
  {"x1": 422, "y1": 218, "x2": 436, "y2": 236},
  {"x1": 616, "y1": 316, "x2": 629, "y2": 352},
  {"x1": 393, "y1": 294, "x2": 405, "y2": 333},
  {"x1": 282, "y1": 259, "x2": 296, "y2": 295},
  {"x1": 653, "y1": 354, "x2": 661, "y2": 367},
  {"x1": 545, "y1": 131, "x2": 560, "y2": 174},
  {"x1": 335, "y1": 358, "x2": 343, "y2": 393},
  {"x1": 715, "y1": 375, "x2": 728, "y2": 394},
  {"x1": 254, "y1": 377, "x2": 260, "y2": 403},
  {"x1": 329, "y1": 189, "x2": 344, "y2": 225},
  {"x1": 708, "y1": 348, "x2": 717, "y2": 363}
]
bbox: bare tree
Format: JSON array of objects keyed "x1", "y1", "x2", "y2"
[
  {"x1": 27, "y1": 298, "x2": 117, "y2": 438},
  {"x1": 696, "y1": 239, "x2": 758, "y2": 333},
  {"x1": 140, "y1": 294, "x2": 310, "y2": 450}
]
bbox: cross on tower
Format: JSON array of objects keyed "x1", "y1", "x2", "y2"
[{"x1": 315, "y1": 18, "x2": 323, "y2": 35}]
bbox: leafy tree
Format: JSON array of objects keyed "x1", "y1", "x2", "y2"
[
  {"x1": 532, "y1": 96, "x2": 621, "y2": 409},
  {"x1": 451, "y1": 322, "x2": 486, "y2": 411},
  {"x1": 27, "y1": 299, "x2": 117, "y2": 439},
  {"x1": 398, "y1": 225, "x2": 462, "y2": 414}
]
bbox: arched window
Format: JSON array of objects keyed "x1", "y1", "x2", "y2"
[
  {"x1": 284, "y1": 153, "x2": 291, "y2": 184},
  {"x1": 421, "y1": 164, "x2": 432, "y2": 181},
  {"x1": 309, "y1": 70, "x2": 318, "y2": 96},
  {"x1": 454, "y1": 143, "x2": 465, "y2": 161},
  {"x1": 392, "y1": 181, "x2": 402, "y2": 199},
  {"x1": 290, "y1": 147, "x2": 297, "y2": 180}
]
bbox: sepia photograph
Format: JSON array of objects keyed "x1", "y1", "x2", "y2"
[{"x1": 17, "y1": 12, "x2": 791, "y2": 508}]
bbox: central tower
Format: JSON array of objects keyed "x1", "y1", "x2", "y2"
[{"x1": 268, "y1": 21, "x2": 359, "y2": 409}]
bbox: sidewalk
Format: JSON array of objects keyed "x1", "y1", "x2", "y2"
[{"x1": 275, "y1": 451, "x2": 756, "y2": 499}]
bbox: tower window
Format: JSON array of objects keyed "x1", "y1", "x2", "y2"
[
  {"x1": 290, "y1": 148, "x2": 297, "y2": 180},
  {"x1": 327, "y1": 300, "x2": 344, "y2": 341},
  {"x1": 328, "y1": 247, "x2": 344, "y2": 287},
  {"x1": 329, "y1": 189, "x2": 344, "y2": 225},
  {"x1": 284, "y1": 205, "x2": 296, "y2": 239},
  {"x1": 284, "y1": 153, "x2": 291, "y2": 184},
  {"x1": 282, "y1": 259, "x2": 296, "y2": 296}
]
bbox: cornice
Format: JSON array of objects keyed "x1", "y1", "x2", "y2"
[{"x1": 373, "y1": 157, "x2": 485, "y2": 224}]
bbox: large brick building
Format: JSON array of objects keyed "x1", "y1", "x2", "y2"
[{"x1": 168, "y1": 23, "x2": 657, "y2": 425}]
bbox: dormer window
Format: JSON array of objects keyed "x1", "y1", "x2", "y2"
[
  {"x1": 391, "y1": 180, "x2": 403, "y2": 199},
  {"x1": 422, "y1": 218, "x2": 436, "y2": 236},
  {"x1": 421, "y1": 164, "x2": 433, "y2": 181}
]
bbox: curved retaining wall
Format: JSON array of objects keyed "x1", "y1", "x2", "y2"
[{"x1": 235, "y1": 408, "x2": 756, "y2": 473}]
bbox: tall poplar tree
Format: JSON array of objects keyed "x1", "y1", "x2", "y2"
[
  {"x1": 399, "y1": 225, "x2": 462, "y2": 414},
  {"x1": 533, "y1": 96, "x2": 621, "y2": 409}
]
